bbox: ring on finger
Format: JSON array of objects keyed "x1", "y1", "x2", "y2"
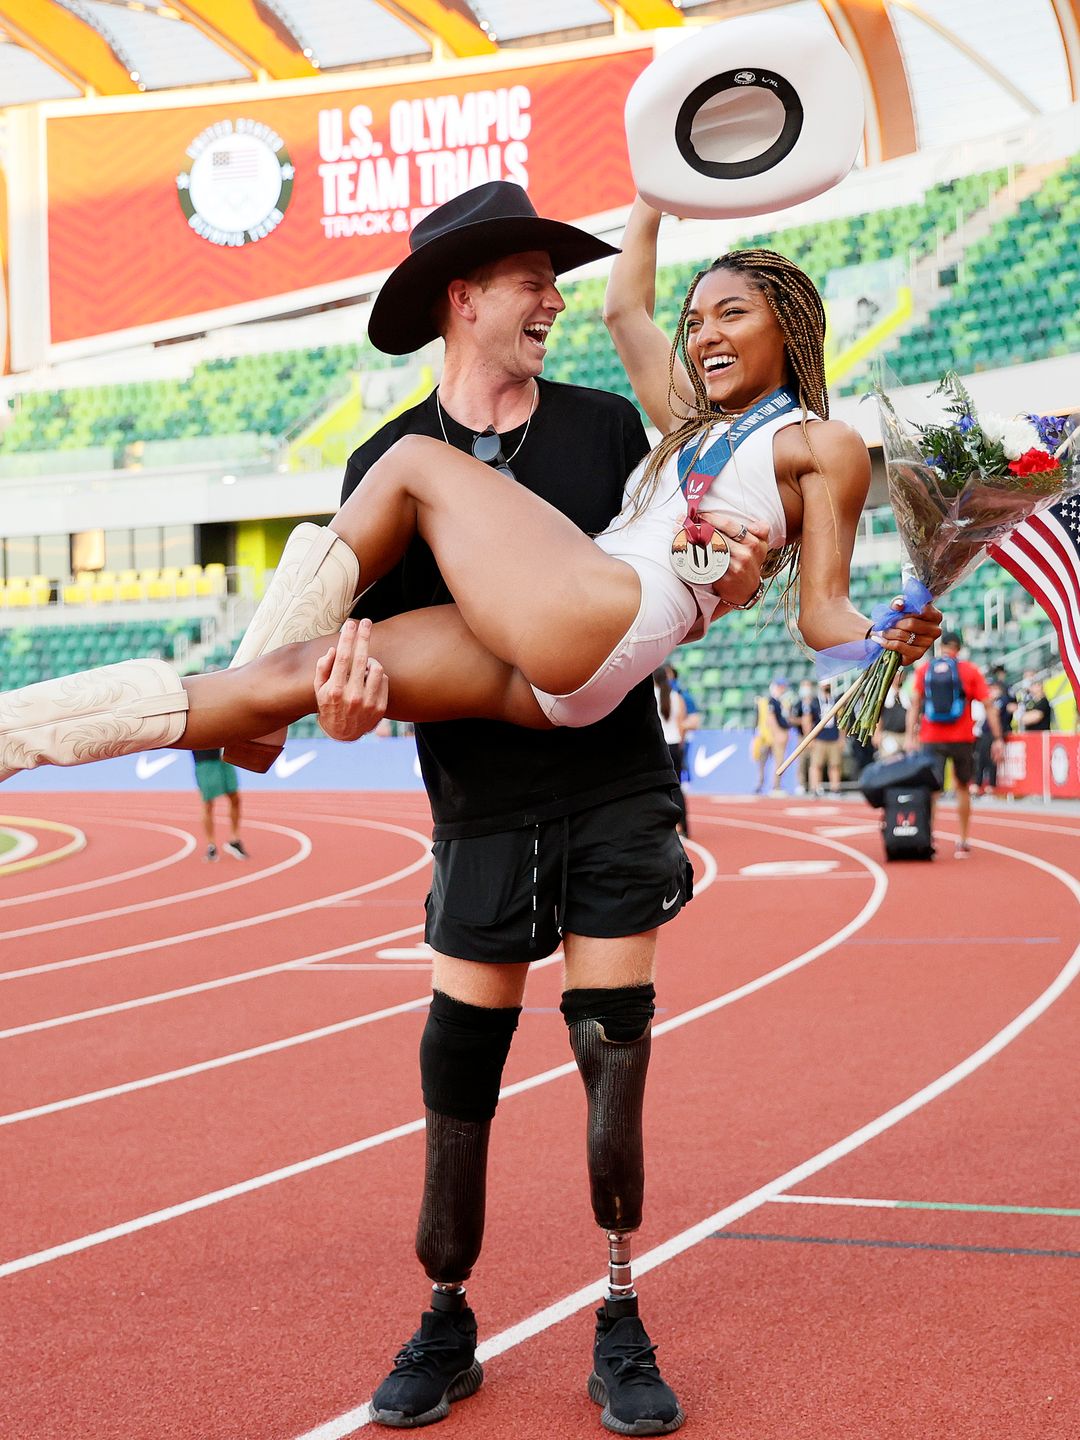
[{"x1": 734, "y1": 523, "x2": 748, "y2": 542}]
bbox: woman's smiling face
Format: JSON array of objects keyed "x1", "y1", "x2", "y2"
[{"x1": 684, "y1": 268, "x2": 790, "y2": 411}]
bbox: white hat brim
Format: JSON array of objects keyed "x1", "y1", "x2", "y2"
[{"x1": 625, "y1": 12, "x2": 864, "y2": 220}]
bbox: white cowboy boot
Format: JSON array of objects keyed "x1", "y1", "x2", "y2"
[
  {"x1": 223, "y1": 522, "x2": 359, "y2": 772},
  {"x1": 0, "y1": 659, "x2": 189, "y2": 780}
]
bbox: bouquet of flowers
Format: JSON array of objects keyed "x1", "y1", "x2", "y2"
[{"x1": 830, "y1": 371, "x2": 1079, "y2": 743}]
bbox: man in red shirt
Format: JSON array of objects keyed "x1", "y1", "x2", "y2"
[{"x1": 906, "y1": 632, "x2": 1004, "y2": 857}]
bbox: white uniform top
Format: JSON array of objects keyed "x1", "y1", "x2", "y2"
[
  {"x1": 594, "y1": 408, "x2": 811, "y2": 632},
  {"x1": 532, "y1": 407, "x2": 817, "y2": 728}
]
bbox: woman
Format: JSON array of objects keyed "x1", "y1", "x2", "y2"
[{"x1": 0, "y1": 200, "x2": 940, "y2": 780}]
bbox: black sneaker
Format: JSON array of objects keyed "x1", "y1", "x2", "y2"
[
  {"x1": 370, "y1": 1302, "x2": 482, "y2": 1428},
  {"x1": 589, "y1": 1303, "x2": 685, "y2": 1436},
  {"x1": 224, "y1": 839, "x2": 249, "y2": 860},
  {"x1": 204, "y1": 844, "x2": 219, "y2": 863}
]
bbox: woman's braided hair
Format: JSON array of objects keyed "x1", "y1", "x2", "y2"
[{"x1": 625, "y1": 248, "x2": 829, "y2": 600}]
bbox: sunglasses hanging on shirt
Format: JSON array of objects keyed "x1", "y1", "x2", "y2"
[{"x1": 471, "y1": 426, "x2": 516, "y2": 480}]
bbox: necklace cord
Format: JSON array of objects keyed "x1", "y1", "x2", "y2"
[{"x1": 436, "y1": 382, "x2": 538, "y2": 462}]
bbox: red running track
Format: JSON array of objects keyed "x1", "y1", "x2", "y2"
[{"x1": 0, "y1": 790, "x2": 1077, "y2": 1439}]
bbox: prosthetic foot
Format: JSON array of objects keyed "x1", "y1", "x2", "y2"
[
  {"x1": 590, "y1": 1291, "x2": 685, "y2": 1437},
  {"x1": 0, "y1": 659, "x2": 189, "y2": 781},
  {"x1": 224, "y1": 522, "x2": 359, "y2": 772},
  {"x1": 370, "y1": 1289, "x2": 483, "y2": 1429}
]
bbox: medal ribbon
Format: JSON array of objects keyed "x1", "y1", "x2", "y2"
[{"x1": 676, "y1": 386, "x2": 800, "y2": 543}]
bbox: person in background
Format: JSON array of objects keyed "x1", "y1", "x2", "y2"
[
  {"x1": 753, "y1": 678, "x2": 791, "y2": 794},
  {"x1": 809, "y1": 680, "x2": 844, "y2": 795},
  {"x1": 1016, "y1": 668, "x2": 1038, "y2": 716},
  {"x1": 654, "y1": 667, "x2": 689, "y2": 836},
  {"x1": 666, "y1": 664, "x2": 701, "y2": 741},
  {"x1": 789, "y1": 679, "x2": 819, "y2": 795},
  {"x1": 874, "y1": 670, "x2": 909, "y2": 759},
  {"x1": 989, "y1": 667, "x2": 1018, "y2": 736},
  {"x1": 906, "y1": 632, "x2": 1003, "y2": 858},
  {"x1": 973, "y1": 681, "x2": 1006, "y2": 794},
  {"x1": 192, "y1": 748, "x2": 248, "y2": 862},
  {"x1": 1020, "y1": 680, "x2": 1053, "y2": 731}
]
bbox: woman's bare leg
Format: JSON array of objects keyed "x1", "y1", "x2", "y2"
[
  {"x1": 178, "y1": 606, "x2": 550, "y2": 750},
  {"x1": 331, "y1": 435, "x2": 640, "y2": 697}
]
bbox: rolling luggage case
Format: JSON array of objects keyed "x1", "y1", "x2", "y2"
[{"x1": 881, "y1": 784, "x2": 934, "y2": 861}]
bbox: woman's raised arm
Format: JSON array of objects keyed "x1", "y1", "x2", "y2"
[{"x1": 603, "y1": 198, "x2": 695, "y2": 435}]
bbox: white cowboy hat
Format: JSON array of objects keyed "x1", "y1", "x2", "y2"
[{"x1": 625, "y1": 11, "x2": 864, "y2": 220}]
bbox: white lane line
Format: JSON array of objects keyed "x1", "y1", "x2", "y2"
[
  {"x1": 0, "y1": 828, "x2": 38, "y2": 867},
  {"x1": 291, "y1": 828, "x2": 1080, "y2": 1440},
  {"x1": 0, "y1": 925, "x2": 423, "y2": 1040},
  {"x1": 0, "y1": 835, "x2": 696, "y2": 1038},
  {"x1": 0, "y1": 985, "x2": 434, "y2": 1128},
  {"x1": 0, "y1": 827, "x2": 875, "y2": 1279},
  {"x1": 0, "y1": 818, "x2": 196, "y2": 910},
  {"x1": 0, "y1": 817, "x2": 308, "y2": 944},
  {"x1": 0, "y1": 949, "x2": 564, "y2": 1128},
  {"x1": 0, "y1": 818, "x2": 431, "y2": 984}
]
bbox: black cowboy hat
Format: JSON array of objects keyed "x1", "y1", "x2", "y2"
[{"x1": 367, "y1": 181, "x2": 619, "y2": 355}]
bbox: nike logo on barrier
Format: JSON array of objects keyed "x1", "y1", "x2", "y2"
[
  {"x1": 662, "y1": 890, "x2": 681, "y2": 911},
  {"x1": 692, "y1": 743, "x2": 737, "y2": 778},
  {"x1": 135, "y1": 754, "x2": 179, "y2": 780},
  {"x1": 273, "y1": 750, "x2": 317, "y2": 780}
]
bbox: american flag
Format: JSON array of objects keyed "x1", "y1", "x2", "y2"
[
  {"x1": 989, "y1": 489, "x2": 1080, "y2": 698},
  {"x1": 212, "y1": 147, "x2": 259, "y2": 179}
]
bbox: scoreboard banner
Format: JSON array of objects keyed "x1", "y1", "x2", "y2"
[{"x1": 41, "y1": 47, "x2": 650, "y2": 351}]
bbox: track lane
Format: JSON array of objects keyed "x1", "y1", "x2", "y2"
[
  {"x1": 3, "y1": 798, "x2": 1077, "y2": 1440},
  {"x1": 0, "y1": 818, "x2": 432, "y2": 1030},
  {"x1": 1, "y1": 828, "x2": 860, "y2": 1258}
]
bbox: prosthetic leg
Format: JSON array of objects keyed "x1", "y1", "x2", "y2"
[
  {"x1": 370, "y1": 990, "x2": 520, "y2": 1429},
  {"x1": 223, "y1": 522, "x2": 359, "y2": 772},
  {"x1": 562, "y1": 984, "x2": 685, "y2": 1436}
]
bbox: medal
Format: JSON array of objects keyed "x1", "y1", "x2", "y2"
[
  {"x1": 670, "y1": 387, "x2": 798, "y2": 587},
  {"x1": 670, "y1": 523, "x2": 730, "y2": 584}
]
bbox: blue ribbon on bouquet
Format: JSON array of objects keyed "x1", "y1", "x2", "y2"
[{"x1": 814, "y1": 575, "x2": 933, "y2": 680}]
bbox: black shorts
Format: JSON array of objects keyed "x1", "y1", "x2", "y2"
[
  {"x1": 424, "y1": 787, "x2": 693, "y2": 963},
  {"x1": 921, "y1": 741, "x2": 975, "y2": 787}
]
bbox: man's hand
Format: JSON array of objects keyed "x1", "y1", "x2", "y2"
[
  {"x1": 877, "y1": 599, "x2": 943, "y2": 667},
  {"x1": 314, "y1": 618, "x2": 389, "y2": 742},
  {"x1": 699, "y1": 512, "x2": 771, "y2": 608}
]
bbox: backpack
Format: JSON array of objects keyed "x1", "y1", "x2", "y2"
[{"x1": 924, "y1": 656, "x2": 965, "y2": 723}]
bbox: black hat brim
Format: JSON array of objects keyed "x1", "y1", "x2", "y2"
[{"x1": 367, "y1": 216, "x2": 620, "y2": 355}]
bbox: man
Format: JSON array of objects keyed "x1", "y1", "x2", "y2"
[
  {"x1": 317, "y1": 183, "x2": 768, "y2": 1434},
  {"x1": 809, "y1": 680, "x2": 843, "y2": 795},
  {"x1": 1020, "y1": 679, "x2": 1053, "y2": 731},
  {"x1": 788, "y1": 679, "x2": 818, "y2": 794},
  {"x1": 191, "y1": 747, "x2": 248, "y2": 862},
  {"x1": 906, "y1": 632, "x2": 1003, "y2": 858}
]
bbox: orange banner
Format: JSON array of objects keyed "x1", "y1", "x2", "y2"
[{"x1": 45, "y1": 49, "x2": 649, "y2": 347}]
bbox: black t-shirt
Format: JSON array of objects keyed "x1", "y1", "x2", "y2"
[
  {"x1": 341, "y1": 379, "x2": 674, "y2": 838},
  {"x1": 1024, "y1": 697, "x2": 1053, "y2": 731},
  {"x1": 881, "y1": 695, "x2": 909, "y2": 734}
]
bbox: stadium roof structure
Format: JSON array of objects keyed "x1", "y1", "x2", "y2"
[{"x1": 0, "y1": 0, "x2": 1077, "y2": 158}]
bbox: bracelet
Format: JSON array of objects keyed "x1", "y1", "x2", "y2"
[
  {"x1": 726, "y1": 581, "x2": 765, "y2": 611},
  {"x1": 864, "y1": 624, "x2": 874, "y2": 640}
]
